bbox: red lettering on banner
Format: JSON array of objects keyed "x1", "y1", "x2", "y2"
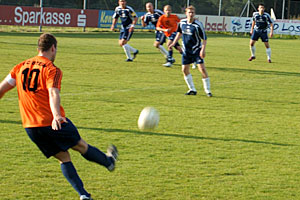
[
  {"x1": 0, "y1": 5, "x2": 99, "y2": 27},
  {"x1": 205, "y1": 16, "x2": 227, "y2": 31}
]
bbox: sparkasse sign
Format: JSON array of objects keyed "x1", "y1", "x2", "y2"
[{"x1": 0, "y1": 5, "x2": 99, "y2": 27}]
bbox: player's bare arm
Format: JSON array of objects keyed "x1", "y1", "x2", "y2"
[
  {"x1": 200, "y1": 40, "x2": 207, "y2": 58},
  {"x1": 49, "y1": 87, "x2": 67, "y2": 130},
  {"x1": 141, "y1": 15, "x2": 146, "y2": 27},
  {"x1": 129, "y1": 16, "x2": 138, "y2": 32},
  {"x1": 0, "y1": 79, "x2": 15, "y2": 99},
  {"x1": 111, "y1": 18, "x2": 117, "y2": 31},
  {"x1": 156, "y1": 26, "x2": 170, "y2": 33},
  {"x1": 250, "y1": 21, "x2": 255, "y2": 35},
  {"x1": 169, "y1": 32, "x2": 182, "y2": 48},
  {"x1": 269, "y1": 23, "x2": 274, "y2": 38}
]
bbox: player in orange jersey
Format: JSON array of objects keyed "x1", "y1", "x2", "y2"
[
  {"x1": 156, "y1": 5, "x2": 183, "y2": 67},
  {"x1": 0, "y1": 33, "x2": 118, "y2": 200}
]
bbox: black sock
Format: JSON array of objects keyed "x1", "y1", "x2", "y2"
[
  {"x1": 82, "y1": 144, "x2": 112, "y2": 167},
  {"x1": 61, "y1": 162, "x2": 90, "y2": 197}
]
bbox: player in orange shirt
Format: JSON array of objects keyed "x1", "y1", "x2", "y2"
[
  {"x1": 0, "y1": 33, "x2": 118, "y2": 200},
  {"x1": 156, "y1": 5, "x2": 183, "y2": 67}
]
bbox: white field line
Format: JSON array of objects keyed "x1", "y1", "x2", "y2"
[{"x1": 1, "y1": 76, "x2": 287, "y2": 101}]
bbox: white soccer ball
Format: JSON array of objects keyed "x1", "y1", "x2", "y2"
[{"x1": 138, "y1": 107, "x2": 159, "y2": 131}]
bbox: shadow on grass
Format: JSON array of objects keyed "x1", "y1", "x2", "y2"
[
  {"x1": 0, "y1": 120, "x2": 294, "y2": 146},
  {"x1": 0, "y1": 41, "x2": 36, "y2": 46},
  {"x1": 210, "y1": 66, "x2": 300, "y2": 77},
  {"x1": 77, "y1": 126, "x2": 294, "y2": 147},
  {"x1": 214, "y1": 95, "x2": 300, "y2": 105},
  {"x1": 0, "y1": 119, "x2": 22, "y2": 125}
]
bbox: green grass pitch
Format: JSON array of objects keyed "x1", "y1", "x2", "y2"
[{"x1": 0, "y1": 31, "x2": 300, "y2": 199}]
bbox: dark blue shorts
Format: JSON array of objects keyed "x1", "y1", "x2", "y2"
[
  {"x1": 25, "y1": 118, "x2": 81, "y2": 158},
  {"x1": 155, "y1": 31, "x2": 166, "y2": 45},
  {"x1": 168, "y1": 32, "x2": 180, "y2": 48},
  {"x1": 119, "y1": 28, "x2": 133, "y2": 41},
  {"x1": 182, "y1": 52, "x2": 204, "y2": 65},
  {"x1": 251, "y1": 29, "x2": 269, "y2": 42}
]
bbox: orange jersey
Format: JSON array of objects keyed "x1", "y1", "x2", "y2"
[
  {"x1": 9, "y1": 56, "x2": 65, "y2": 128},
  {"x1": 156, "y1": 14, "x2": 180, "y2": 37}
]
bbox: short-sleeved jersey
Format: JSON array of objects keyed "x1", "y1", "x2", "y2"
[
  {"x1": 177, "y1": 19, "x2": 207, "y2": 55},
  {"x1": 143, "y1": 9, "x2": 164, "y2": 27},
  {"x1": 8, "y1": 56, "x2": 65, "y2": 128},
  {"x1": 252, "y1": 12, "x2": 273, "y2": 30},
  {"x1": 156, "y1": 14, "x2": 180, "y2": 37},
  {"x1": 112, "y1": 5, "x2": 137, "y2": 29}
]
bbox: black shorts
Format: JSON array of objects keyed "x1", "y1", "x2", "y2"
[
  {"x1": 119, "y1": 27, "x2": 133, "y2": 41},
  {"x1": 251, "y1": 29, "x2": 269, "y2": 42},
  {"x1": 25, "y1": 118, "x2": 81, "y2": 158},
  {"x1": 155, "y1": 31, "x2": 166, "y2": 45},
  {"x1": 182, "y1": 51, "x2": 204, "y2": 65}
]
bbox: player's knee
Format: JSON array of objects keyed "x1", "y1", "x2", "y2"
[
  {"x1": 72, "y1": 139, "x2": 88, "y2": 154},
  {"x1": 154, "y1": 43, "x2": 159, "y2": 48},
  {"x1": 119, "y1": 40, "x2": 125, "y2": 46},
  {"x1": 182, "y1": 67, "x2": 189, "y2": 75},
  {"x1": 54, "y1": 151, "x2": 71, "y2": 163},
  {"x1": 200, "y1": 66, "x2": 207, "y2": 72}
]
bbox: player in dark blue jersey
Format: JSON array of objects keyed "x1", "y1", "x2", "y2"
[
  {"x1": 249, "y1": 4, "x2": 274, "y2": 63},
  {"x1": 169, "y1": 6, "x2": 212, "y2": 97},
  {"x1": 111, "y1": 0, "x2": 139, "y2": 62},
  {"x1": 141, "y1": 2, "x2": 168, "y2": 59}
]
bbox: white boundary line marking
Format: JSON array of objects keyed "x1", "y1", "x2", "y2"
[{"x1": 1, "y1": 76, "x2": 288, "y2": 101}]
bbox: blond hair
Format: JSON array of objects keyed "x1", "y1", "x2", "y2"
[
  {"x1": 164, "y1": 5, "x2": 172, "y2": 10},
  {"x1": 185, "y1": 5, "x2": 196, "y2": 12}
]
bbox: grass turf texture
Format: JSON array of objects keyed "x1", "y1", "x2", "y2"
[{"x1": 0, "y1": 32, "x2": 300, "y2": 199}]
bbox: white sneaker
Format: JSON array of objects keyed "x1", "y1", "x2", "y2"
[
  {"x1": 206, "y1": 93, "x2": 213, "y2": 97},
  {"x1": 163, "y1": 62, "x2": 172, "y2": 67},
  {"x1": 106, "y1": 145, "x2": 118, "y2": 172},
  {"x1": 80, "y1": 195, "x2": 93, "y2": 200},
  {"x1": 192, "y1": 62, "x2": 197, "y2": 69}
]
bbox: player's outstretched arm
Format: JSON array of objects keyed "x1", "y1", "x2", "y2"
[
  {"x1": 49, "y1": 87, "x2": 67, "y2": 130},
  {"x1": 0, "y1": 78, "x2": 15, "y2": 99}
]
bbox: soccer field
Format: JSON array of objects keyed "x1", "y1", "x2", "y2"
[{"x1": 0, "y1": 32, "x2": 300, "y2": 200}]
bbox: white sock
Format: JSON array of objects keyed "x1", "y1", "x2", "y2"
[
  {"x1": 192, "y1": 62, "x2": 197, "y2": 68},
  {"x1": 125, "y1": 44, "x2": 137, "y2": 53},
  {"x1": 266, "y1": 48, "x2": 271, "y2": 60},
  {"x1": 250, "y1": 46, "x2": 256, "y2": 57},
  {"x1": 158, "y1": 45, "x2": 168, "y2": 57},
  {"x1": 184, "y1": 74, "x2": 196, "y2": 91},
  {"x1": 202, "y1": 77, "x2": 211, "y2": 94},
  {"x1": 122, "y1": 45, "x2": 132, "y2": 59}
]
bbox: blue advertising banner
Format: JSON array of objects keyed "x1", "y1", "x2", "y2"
[{"x1": 98, "y1": 10, "x2": 155, "y2": 29}]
